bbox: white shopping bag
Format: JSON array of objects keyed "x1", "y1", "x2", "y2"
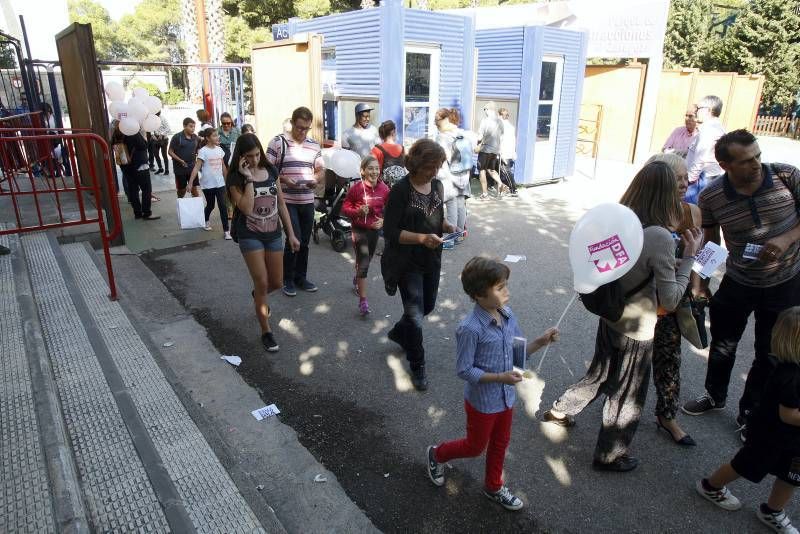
[{"x1": 177, "y1": 197, "x2": 206, "y2": 229}]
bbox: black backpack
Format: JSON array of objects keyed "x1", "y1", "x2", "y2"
[
  {"x1": 376, "y1": 144, "x2": 406, "y2": 187},
  {"x1": 579, "y1": 272, "x2": 654, "y2": 323}
]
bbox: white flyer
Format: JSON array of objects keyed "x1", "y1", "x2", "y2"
[
  {"x1": 692, "y1": 242, "x2": 728, "y2": 279},
  {"x1": 504, "y1": 255, "x2": 527, "y2": 263},
  {"x1": 251, "y1": 404, "x2": 281, "y2": 421},
  {"x1": 743, "y1": 243, "x2": 763, "y2": 260}
]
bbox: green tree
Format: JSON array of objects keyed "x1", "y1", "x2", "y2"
[
  {"x1": 223, "y1": 15, "x2": 271, "y2": 62},
  {"x1": 704, "y1": 0, "x2": 800, "y2": 107},
  {"x1": 662, "y1": 0, "x2": 715, "y2": 69},
  {"x1": 67, "y1": 0, "x2": 128, "y2": 60},
  {"x1": 116, "y1": 0, "x2": 184, "y2": 63}
]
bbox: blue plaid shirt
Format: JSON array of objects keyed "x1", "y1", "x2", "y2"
[{"x1": 456, "y1": 304, "x2": 525, "y2": 414}]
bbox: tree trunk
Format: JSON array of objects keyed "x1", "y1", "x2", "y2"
[{"x1": 181, "y1": 0, "x2": 203, "y2": 103}]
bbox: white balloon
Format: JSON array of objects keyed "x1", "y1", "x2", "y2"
[
  {"x1": 119, "y1": 117, "x2": 140, "y2": 136},
  {"x1": 328, "y1": 149, "x2": 361, "y2": 179},
  {"x1": 108, "y1": 100, "x2": 127, "y2": 120},
  {"x1": 128, "y1": 101, "x2": 148, "y2": 123},
  {"x1": 132, "y1": 87, "x2": 149, "y2": 99},
  {"x1": 142, "y1": 114, "x2": 161, "y2": 132},
  {"x1": 144, "y1": 95, "x2": 162, "y2": 114},
  {"x1": 105, "y1": 81, "x2": 124, "y2": 101},
  {"x1": 568, "y1": 203, "x2": 644, "y2": 293}
]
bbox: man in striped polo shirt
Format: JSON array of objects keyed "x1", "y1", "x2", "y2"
[
  {"x1": 267, "y1": 107, "x2": 324, "y2": 296},
  {"x1": 683, "y1": 130, "x2": 800, "y2": 430}
]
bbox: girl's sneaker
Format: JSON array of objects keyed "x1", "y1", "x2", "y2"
[
  {"x1": 695, "y1": 479, "x2": 742, "y2": 511},
  {"x1": 359, "y1": 298, "x2": 370, "y2": 316},
  {"x1": 224, "y1": 231, "x2": 232, "y2": 240},
  {"x1": 426, "y1": 446, "x2": 444, "y2": 486},
  {"x1": 757, "y1": 505, "x2": 799, "y2": 533},
  {"x1": 261, "y1": 332, "x2": 279, "y2": 352},
  {"x1": 203, "y1": 222, "x2": 212, "y2": 231},
  {"x1": 483, "y1": 486, "x2": 524, "y2": 511}
]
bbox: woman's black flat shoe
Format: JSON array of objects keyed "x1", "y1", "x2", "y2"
[{"x1": 656, "y1": 420, "x2": 697, "y2": 446}]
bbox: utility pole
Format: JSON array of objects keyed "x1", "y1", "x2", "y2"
[{"x1": 193, "y1": 0, "x2": 212, "y2": 116}]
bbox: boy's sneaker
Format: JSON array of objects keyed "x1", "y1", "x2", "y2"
[
  {"x1": 758, "y1": 505, "x2": 799, "y2": 533},
  {"x1": 442, "y1": 240, "x2": 455, "y2": 250},
  {"x1": 426, "y1": 446, "x2": 444, "y2": 487},
  {"x1": 359, "y1": 298, "x2": 370, "y2": 316},
  {"x1": 261, "y1": 332, "x2": 279, "y2": 352},
  {"x1": 282, "y1": 281, "x2": 297, "y2": 297},
  {"x1": 682, "y1": 393, "x2": 725, "y2": 416},
  {"x1": 296, "y1": 279, "x2": 318, "y2": 292},
  {"x1": 695, "y1": 479, "x2": 742, "y2": 511},
  {"x1": 483, "y1": 486, "x2": 524, "y2": 511},
  {"x1": 224, "y1": 231, "x2": 232, "y2": 240}
]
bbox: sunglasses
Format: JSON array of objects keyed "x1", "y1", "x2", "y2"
[{"x1": 221, "y1": 121, "x2": 233, "y2": 126}]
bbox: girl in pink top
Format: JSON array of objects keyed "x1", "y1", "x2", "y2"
[{"x1": 342, "y1": 156, "x2": 391, "y2": 315}]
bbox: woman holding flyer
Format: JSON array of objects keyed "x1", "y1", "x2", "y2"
[
  {"x1": 342, "y1": 156, "x2": 390, "y2": 315},
  {"x1": 542, "y1": 161, "x2": 702, "y2": 472},
  {"x1": 646, "y1": 153, "x2": 702, "y2": 447}
]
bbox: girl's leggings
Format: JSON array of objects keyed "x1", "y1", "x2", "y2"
[{"x1": 203, "y1": 186, "x2": 229, "y2": 231}]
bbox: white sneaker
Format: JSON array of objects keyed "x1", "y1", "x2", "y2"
[
  {"x1": 695, "y1": 479, "x2": 742, "y2": 511},
  {"x1": 757, "y1": 506, "x2": 800, "y2": 533},
  {"x1": 203, "y1": 223, "x2": 212, "y2": 231},
  {"x1": 483, "y1": 485, "x2": 524, "y2": 511},
  {"x1": 224, "y1": 231, "x2": 232, "y2": 240}
]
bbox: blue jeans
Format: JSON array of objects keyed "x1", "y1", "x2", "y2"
[
  {"x1": 683, "y1": 172, "x2": 708, "y2": 205},
  {"x1": 283, "y1": 202, "x2": 315, "y2": 284},
  {"x1": 392, "y1": 269, "x2": 440, "y2": 370}
]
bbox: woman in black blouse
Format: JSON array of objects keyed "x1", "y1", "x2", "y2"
[{"x1": 382, "y1": 138, "x2": 456, "y2": 391}]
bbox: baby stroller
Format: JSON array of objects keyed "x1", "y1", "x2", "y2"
[{"x1": 312, "y1": 168, "x2": 357, "y2": 252}]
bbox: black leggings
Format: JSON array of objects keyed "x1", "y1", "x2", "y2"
[
  {"x1": 203, "y1": 186, "x2": 229, "y2": 231},
  {"x1": 353, "y1": 228, "x2": 379, "y2": 278}
]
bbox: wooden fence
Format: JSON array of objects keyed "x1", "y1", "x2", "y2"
[{"x1": 753, "y1": 115, "x2": 800, "y2": 139}]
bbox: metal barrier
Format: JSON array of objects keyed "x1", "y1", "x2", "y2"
[{"x1": 0, "y1": 114, "x2": 123, "y2": 300}]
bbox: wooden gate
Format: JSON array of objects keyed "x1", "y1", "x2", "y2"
[{"x1": 649, "y1": 69, "x2": 764, "y2": 154}]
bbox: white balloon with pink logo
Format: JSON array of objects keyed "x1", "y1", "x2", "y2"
[{"x1": 569, "y1": 203, "x2": 644, "y2": 294}]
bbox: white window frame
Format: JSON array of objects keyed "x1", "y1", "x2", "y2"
[
  {"x1": 536, "y1": 55, "x2": 564, "y2": 144},
  {"x1": 402, "y1": 43, "x2": 441, "y2": 146}
]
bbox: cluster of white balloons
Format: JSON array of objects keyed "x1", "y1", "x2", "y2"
[
  {"x1": 104, "y1": 81, "x2": 163, "y2": 136},
  {"x1": 322, "y1": 147, "x2": 361, "y2": 179}
]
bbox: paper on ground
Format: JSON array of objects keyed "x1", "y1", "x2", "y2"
[
  {"x1": 504, "y1": 255, "x2": 527, "y2": 263},
  {"x1": 221, "y1": 355, "x2": 242, "y2": 366},
  {"x1": 692, "y1": 242, "x2": 728, "y2": 279},
  {"x1": 251, "y1": 404, "x2": 281, "y2": 421},
  {"x1": 513, "y1": 366, "x2": 546, "y2": 418}
]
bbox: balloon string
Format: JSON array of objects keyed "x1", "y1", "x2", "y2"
[{"x1": 535, "y1": 292, "x2": 578, "y2": 376}]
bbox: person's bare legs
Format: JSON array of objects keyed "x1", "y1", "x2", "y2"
[
  {"x1": 708, "y1": 463, "x2": 740, "y2": 488},
  {"x1": 767, "y1": 479, "x2": 796, "y2": 511},
  {"x1": 357, "y1": 277, "x2": 368, "y2": 299},
  {"x1": 243, "y1": 250, "x2": 283, "y2": 334},
  {"x1": 478, "y1": 169, "x2": 488, "y2": 196}
]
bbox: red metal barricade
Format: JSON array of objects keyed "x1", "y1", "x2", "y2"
[{"x1": 0, "y1": 113, "x2": 123, "y2": 300}]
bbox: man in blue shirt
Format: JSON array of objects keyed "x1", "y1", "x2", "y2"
[{"x1": 425, "y1": 256, "x2": 558, "y2": 511}]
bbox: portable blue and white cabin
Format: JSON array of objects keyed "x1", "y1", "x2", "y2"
[
  {"x1": 276, "y1": 0, "x2": 588, "y2": 185},
  {"x1": 474, "y1": 26, "x2": 588, "y2": 183}
]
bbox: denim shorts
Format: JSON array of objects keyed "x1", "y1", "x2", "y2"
[{"x1": 239, "y1": 235, "x2": 283, "y2": 253}]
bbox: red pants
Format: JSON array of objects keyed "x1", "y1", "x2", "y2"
[{"x1": 434, "y1": 400, "x2": 513, "y2": 492}]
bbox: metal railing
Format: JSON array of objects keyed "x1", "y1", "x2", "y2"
[{"x1": 0, "y1": 112, "x2": 122, "y2": 299}]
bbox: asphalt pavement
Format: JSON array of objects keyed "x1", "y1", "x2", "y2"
[{"x1": 129, "y1": 163, "x2": 785, "y2": 533}]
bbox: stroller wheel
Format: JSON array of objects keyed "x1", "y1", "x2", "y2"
[
  {"x1": 312, "y1": 222, "x2": 320, "y2": 244},
  {"x1": 331, "y1": 230, "x2": 347, "y2": 252}
]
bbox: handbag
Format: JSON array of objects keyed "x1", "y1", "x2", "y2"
[
  {"x1": 676, "y1": 294, "x2": 709, "y2": 349},
  {"x1": 112, "y1": 143, "x2": 130, "y2": 166},
  {"x1": 176, "y1": 196, "x2": 206, "y2": 229}
]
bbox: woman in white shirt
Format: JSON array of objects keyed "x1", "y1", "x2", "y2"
[{"x1": 498, "y1": 108, "x2": 518, "y2": 196}]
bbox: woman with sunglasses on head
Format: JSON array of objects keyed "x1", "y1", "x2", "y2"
[
  {"x1": 227, "y1": 133, "x2": 300, "y2": 353},
  {"x1": 217, "y1": 112, "x2": 240, "y2": 162}
]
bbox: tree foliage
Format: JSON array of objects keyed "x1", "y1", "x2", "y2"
[
  {"x1": 704, "y1": 0, "x2": 800, "y2": 107},
  {"x1": 662, "y1": 0, "x2": 715, "y2": 69},
  {"x1": 664, "y1": 0, "x2": 800, "y2": 107}
]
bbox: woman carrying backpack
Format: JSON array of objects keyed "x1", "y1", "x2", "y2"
[
  {"x1": 541, "y1": 161, "x2": 702, "y2": 472},
  {"x1": 371, "y1": 120, "x2": 406, "y2": 187},
  {"x1": 435, "y1": 108, "x2": 470, "y2": 243}
]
